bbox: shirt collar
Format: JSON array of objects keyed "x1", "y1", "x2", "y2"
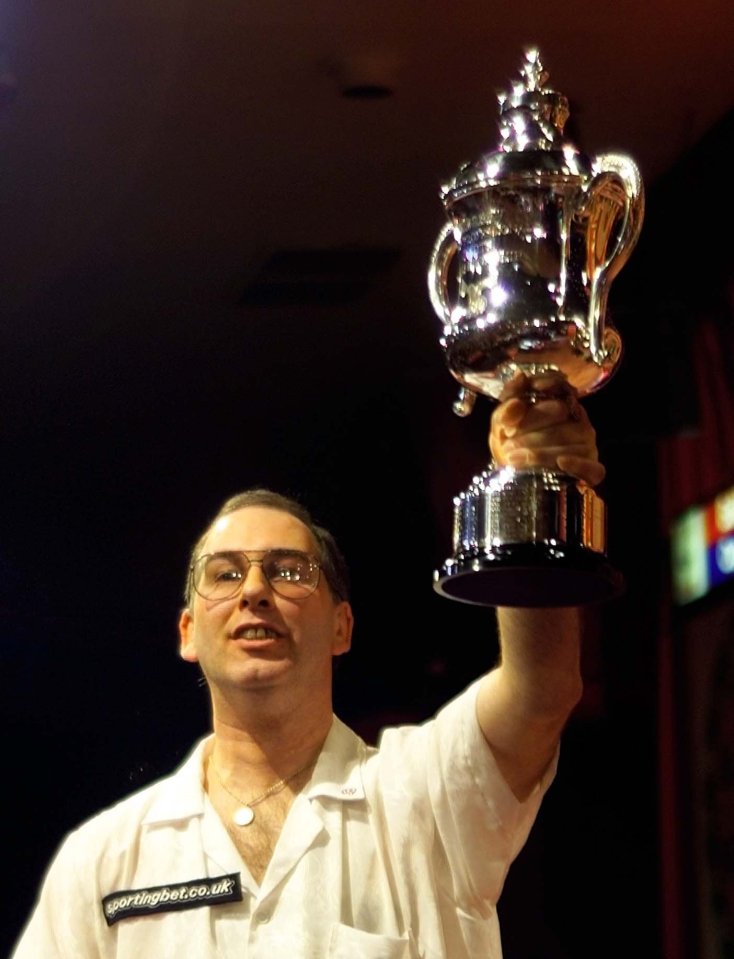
[
  {"x1": 142, "y1": 737, "x2": 210, "y2": 825},
  {"x1": 304, "y1": 714, "x2": 367, "y2": 803},
  {"x1": 142, "y1": 714, "x2": 369, "y2": 826}
]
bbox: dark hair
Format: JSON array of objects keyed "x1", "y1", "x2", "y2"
[{"x1": 183, "y1": 488, "x2": 350, "y2": 607}]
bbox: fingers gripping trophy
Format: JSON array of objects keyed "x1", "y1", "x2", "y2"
[{"x1": 428, "y1": 48, "x2": 644, "y2": 608}]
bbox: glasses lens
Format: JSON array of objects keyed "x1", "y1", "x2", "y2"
[
  {"x1": 192, "y1": 550, "x2": 320, "y2": 600},
  {"x1": 194, "y1": 552, "x2": 246, "y2": 600},
  {"x1": 262, "y1": 550, "x2": 320, "y2": 597}
]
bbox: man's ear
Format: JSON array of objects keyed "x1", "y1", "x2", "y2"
[
  {"x1": 332, "y1": 601, "x2": 354, "y2": 657},
  {"x1": 178, "y1": 608, "x2": 199, "y2": 663}
]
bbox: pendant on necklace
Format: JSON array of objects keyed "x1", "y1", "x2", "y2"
[{"x1": 233, "y1": 806, "x2": 255, "y2": 827}]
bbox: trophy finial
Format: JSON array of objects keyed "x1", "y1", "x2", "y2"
[
  {"x1": 497, "y1": 47, "x2": 571, "y2": 153},
  {"x1": 518, "y1": 47, "x2": 547, "y2": 92}
]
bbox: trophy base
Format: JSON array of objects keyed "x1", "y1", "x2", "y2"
[
  {"x1": 434, "y1": 542, "x2": 624, "y2": 607},
  {"x1": 433, "y1": 466, "x2": 625, "y2": 608}
]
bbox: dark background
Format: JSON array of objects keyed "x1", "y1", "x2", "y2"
[{"x1": 2, "y1": 3, "x2": 734, "y2": 956}]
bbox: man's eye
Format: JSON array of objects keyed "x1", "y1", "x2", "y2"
[
  {"x1": 270, "y1": 560, "x2": 308, "y2": 581},
  {"x1": 210, "y1": 566, "x2": 242, "y2": 583}
]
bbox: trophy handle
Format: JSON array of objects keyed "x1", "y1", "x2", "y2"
[
  {"x1": 452, "y1": 386, "x2": 477, "y2": 417},
  {"x1": 428, "y1": 225, "x2": 479, "y2": 418},
  {"x1": 428, "y1": 222, "x2": 459, "y2": 322},
  {"x1": 584, "y1": 153, "x2": 645, "y2": 362}
]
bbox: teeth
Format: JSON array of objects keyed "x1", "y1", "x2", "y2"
[{"x1": 239, "y1": 627, "x2": 275, "y2": 639}]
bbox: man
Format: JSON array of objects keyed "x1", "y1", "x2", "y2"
[{"x1": 11, "y1": 373, "x2": 605, "y2": 958}]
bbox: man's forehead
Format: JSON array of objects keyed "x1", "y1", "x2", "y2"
[{"x1": 204, "y1": 506, "x2": 314, "y2": 550}]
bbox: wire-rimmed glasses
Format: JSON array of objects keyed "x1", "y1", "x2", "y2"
[{"x1": 190, "y1": 549, "x2": 322, "y2": 601}]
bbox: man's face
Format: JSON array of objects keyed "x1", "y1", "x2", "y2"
[{"x1": 178, "y1": 506, "x2": 353, "y2": 700}]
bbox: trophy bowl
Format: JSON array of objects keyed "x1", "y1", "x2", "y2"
[{"x1": 428, "y1": 48, "x2": 644, "y2": 607}]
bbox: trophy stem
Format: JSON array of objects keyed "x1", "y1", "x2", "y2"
[{"x1": 433, "y1": 466, "x2": 625, "y2": 607}]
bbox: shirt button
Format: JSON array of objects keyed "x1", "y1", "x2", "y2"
[{"x1": 253, "y1": 910, "x2": 271, "y2": 924}]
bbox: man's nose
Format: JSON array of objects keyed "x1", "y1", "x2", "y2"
[{"x1": 237, "y1": 561, "x2": 272, "y2": 603}]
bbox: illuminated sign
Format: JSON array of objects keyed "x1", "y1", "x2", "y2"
[{"x1": 670, "y1": 484, "x2": 734, "y2": 604}]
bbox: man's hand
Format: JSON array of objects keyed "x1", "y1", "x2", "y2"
[{"x1": 489, "y1": 371, "x2": 605, "y2": 488}]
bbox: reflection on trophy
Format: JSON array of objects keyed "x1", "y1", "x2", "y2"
[{"x1": 428, "y1": 48, "x2": 644, "y2": 607}]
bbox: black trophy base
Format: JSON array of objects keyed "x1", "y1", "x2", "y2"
[{"x1": 433, "y1": 542, "x2": 625, "y2": 608}]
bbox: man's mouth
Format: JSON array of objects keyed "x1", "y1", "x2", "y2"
[{"x1": 232, "y1": 626, "x2": 280, "y2": 641}]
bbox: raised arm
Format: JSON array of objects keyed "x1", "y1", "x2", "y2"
[{"x1": 476, "y1": 372, "x2": 604, "y2": 801}]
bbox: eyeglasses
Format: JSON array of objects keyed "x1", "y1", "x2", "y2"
[{"x1": 190, "y1": 549, "x2": 322, "y2": 601}]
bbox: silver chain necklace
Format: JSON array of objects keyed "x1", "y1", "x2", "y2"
[{"x1": 209, "y1": 757, "x2": 316, "y2": 826}]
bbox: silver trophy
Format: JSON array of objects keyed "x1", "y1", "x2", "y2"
[{"x1": 428, "y1": 48, "x2": 644, "y2": 607}]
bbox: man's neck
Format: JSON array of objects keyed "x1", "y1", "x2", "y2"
[{"x1": 207, "y1": 692, "x2": 332, "y2": 783}]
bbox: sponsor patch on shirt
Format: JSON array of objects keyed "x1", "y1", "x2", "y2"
[{"x1": 102, "y1": 873, "x2": 242, "y2": 925}]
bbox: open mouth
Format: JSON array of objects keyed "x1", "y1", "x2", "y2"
[{"x1": 231, "y1": 625, "x2": 281, "y2": 642}]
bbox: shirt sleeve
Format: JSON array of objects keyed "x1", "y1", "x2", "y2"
[
  {"x1": 428, "y1": 678, "x2": 558, "y2": 902},
  {"x1": 374, "y1": 678, "x2": 557, "y2": 911}
]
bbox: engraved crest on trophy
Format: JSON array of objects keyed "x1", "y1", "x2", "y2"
[{"x1": 428, "y1": 48, "x2": 644, "y2": 607}]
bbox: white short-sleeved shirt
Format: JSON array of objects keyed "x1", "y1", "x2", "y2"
[{"x1": 11, "y1": 679, "x2": 556, "y2": 959}]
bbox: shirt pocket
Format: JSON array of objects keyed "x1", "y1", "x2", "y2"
[{"x1": 328, "y1": 922, "x2": 411, "y2": 958}]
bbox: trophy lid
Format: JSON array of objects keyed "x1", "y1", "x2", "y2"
[
  {"x1": 440, "y1": 47, "x2": 591, "y2": 202},
  {"x1": 497, "y1": 47, "x2": 569, "y2": 151}
]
